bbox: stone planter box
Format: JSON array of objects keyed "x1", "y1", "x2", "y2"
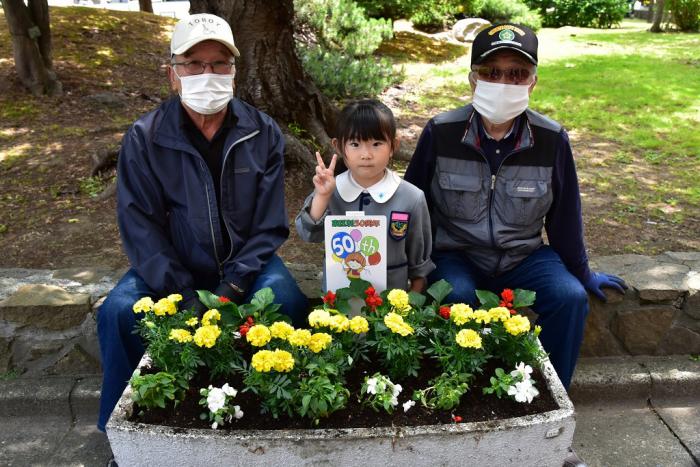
[{"x1": 107, "y1": 352, "x2": 575, "y2": 467}]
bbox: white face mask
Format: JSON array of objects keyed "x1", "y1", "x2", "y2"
[
  {"x1": 176, "y1": 72, "x2": 234, "y2": 115},
  {"x1": 472, "y1": 80, "x2": 530, "y2": 124}
]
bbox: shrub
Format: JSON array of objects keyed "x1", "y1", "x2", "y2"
[
  {"x1": 526, "y1": 0, "x2": 628, "y2": 28},
  {"x1": 668, "y1": 0, "x2": 700, "y2": 31},
  {"x1": 478, "y1": 0, "x2": 543, "y2": 30},
  {"x1": 299, "y1": 48, "x2": 403, "y2": 99},
  {"x1": 294, "y1": 0, "x2": 401, "y2": 98},
  {"x1": 355, "y1": 0, "x2": 484, "y2": 21}
]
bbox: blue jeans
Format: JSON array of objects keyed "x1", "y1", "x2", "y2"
[
  {"x1": 96, "y1": 255, "x2": 308, "y2": 431},
  {"x1": 429, "y1": 246, "x2": 588, "y2": 389}
]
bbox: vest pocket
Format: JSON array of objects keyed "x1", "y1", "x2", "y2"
[
  {"x1": 502, "y1": 179, "x2": 551, "y2": 226},
  {"x1": 436, "y1": 172, "x2": 484, "y2": 221}
]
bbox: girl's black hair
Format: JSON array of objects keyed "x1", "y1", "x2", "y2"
[{"x1": 334, "y1": 99, "x2": 397, "y2": 154}]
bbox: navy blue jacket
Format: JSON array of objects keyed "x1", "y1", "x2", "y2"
[
  {"x1": 116, "y1": 96, "x2": 289, "y2": 295},
  {"x1": 405, "y1": 106, "x2": 591, "y2": 283}
]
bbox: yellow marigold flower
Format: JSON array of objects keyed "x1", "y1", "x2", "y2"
[
  {"x1": 201, "y1": 309, "x2": 221, "y2": 326},
  {"x1": 450, "y1": 303, "x2": 474, "y2": 325},
  {"x1": 308, "y1": 309, "x2": 331, "y2": 328},
  {"x1": 193, "y1": 324, "x2": 221, "y2": 348},
  {"x1": 308, "y1": 333, "x2": 333, "y2": 353},
  {"x1": 251, "y1": 350, "x2": 275, "y2": 372},
  {"x1": 473, "y1": 309, "x2": 491, "y2": 324},
  {"x1": 456, "y1": 328, "x2": 482, "y2": 349},
  {"x1": 169, "y1": 328, "x2": 193, "y2": 343},
  {"x1": 534, "y1": 325, "x2": 542, "y2": 336},
  {"x1": 186, "y1": 317, "x2": 199, "y2": 327},
  {"x1": 328, "y1": 314, "x2": 350, "y2": 333},
  {"x1": 167, "y1": 294, "x2": 183, "y2": 303},
  {"x1": 270, "y1": 321, "x2": 295, "y2": 340},
  {"x1": 153, "y1": 298, "x2": 177, "y2": 316},
  {"x1": 349, "y1": 316, "x2": 369, "y2": 334},
  {"x1": 246, "y1": 325, "x2": 271, "y2": 347},
  {"x1": 384, "y1": 312, "x2": 414, "y2": 336},
  {"x1": 505, "y1": 315, "x2": 531, "y2": 336},
  {"x1": 272, "y1": 349, "x2": 295, "y2": 372},
  {"x1": 387, "y1": 289, "x2": 411, "y2": 315},
  {"x1": 132, "y1": 297, "x2": 154, "y2": 314},
  {"x1": 288, "y1": 329, "x2": 312, "y2": 347},
  {"x1": 488, "y1": 307, "x2": 511, "y2": 322}
]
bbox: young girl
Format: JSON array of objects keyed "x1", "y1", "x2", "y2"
[{"x1": 295, "y1": 99, "x2": 434, "y2": 292}]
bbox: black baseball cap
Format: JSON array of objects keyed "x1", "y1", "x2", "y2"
[{"x1": 471, "y1": 23, "x2": 538, "y2": 66}]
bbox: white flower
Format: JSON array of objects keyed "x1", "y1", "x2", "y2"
[
  {"x1": 232, "y1": 331, "x2": 242, "y2": 339},
  {"x1": 211, "y1": 421, "x2": 218, "y2": 429},
  {"x1": 222, "y1": 383, "x2": 237, "y2": 397},
  {"x1": 392, "y1": 383, "x2": 403, "y2": 398},
  {"x1": 403, "y1": 400, "x2": 416, "y2": 412},
  {"x1": 507, "y1": 379, "x2": 539, "y2": 403},
  {"x1": 511, "y1": 362, "x2": 534, "y2": 381},
  {"x1": 390, "y1": 396, "x2": 398, "y2": 407},
  {"x1": 233, "y1": 405, "x2": 244, "y2": 419},
  {"x1": 366, "y1": 377, "x2": 378, "y2": 395},
  {"x1": 206, "y1": 387, "x2": 226, "y2": 413},
  {"x1": 482, "y1": 327, "x2": 492, "y2": 335}
]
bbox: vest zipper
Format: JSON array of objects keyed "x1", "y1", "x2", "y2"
[{"x1": 199, "y1": 159, "x2": 223, "y2": 279}]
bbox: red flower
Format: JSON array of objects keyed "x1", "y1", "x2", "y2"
[
  {"x1": 365, "y1": 286, "x2": 376, "y2": 297},
  {"x1": 365, "y1": 294, "x2": 383, "y2": 312},
  {"x1": 219, "y1": 296, "x2": 231, "y2": 303},
  {"x1": 439, "y1": 306, "x2": 451, "y2": 319},
  {"x1": 239, "y1": 324, "x2": 249, "y2": 336},
  {"x1": 323, "y1": 290, "x2": 336, "y2": 306},
  {"x1": 452, "y1": 415, "x2": 463, "y2": 423},
  {"x1": 501, "y1": 288, "x2": 514, "y2": 303},
  {"x1": 246, "y1": 316, "x2": 255, "y2": 325}
]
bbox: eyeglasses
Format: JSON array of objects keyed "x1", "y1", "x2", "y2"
[
  {"x1": 473, "y1": 65, "x2": 533, "y2": 84},
  {"x1": 171, "y1": 60, "x2": 234, "y2": 75}
]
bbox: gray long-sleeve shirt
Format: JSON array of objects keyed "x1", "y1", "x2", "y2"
[{"x1": 295, "y1": 173, "x2": 435, "y2": 290}]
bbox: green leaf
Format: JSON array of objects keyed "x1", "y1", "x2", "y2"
[
  {"x1": 408, "y1": 291, "x2": 426, "y2": 308},
  {"x1": 475, "y1": 289, "x2": 500, "y2": 309},
  {"x1": 251, "y1": 287, "x2": 275, "y2": 310},
  {"x1": 513, "y1": 289, "x2": 536, "y2": 308},
  {"x1": 427, "y1": 279, "x2": 453, "y2": 304},
  {"x1": 348, "y1": 277, "x2": 371, "y2": 297},
  {"x1": 195, "y1": 290, "x2": 222, "y2": 310}
]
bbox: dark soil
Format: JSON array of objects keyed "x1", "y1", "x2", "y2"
[{"x1": 131, "y1": 358, "x2": 558, "y2": 431}]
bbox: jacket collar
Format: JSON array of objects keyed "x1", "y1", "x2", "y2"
[
  {"x1": 461, "y1": 104, "x2": 534, "y2": 154},
  {"x1": 153, "y1": 97, "x2": 259, "y2": 155},
  {"x1": 336, "y1": 169, "x2": 402, "y2": 203}
]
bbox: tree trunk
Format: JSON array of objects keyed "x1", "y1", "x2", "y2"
[
  {"x1": 1, "y1": 0, "x2": 62, "y2": 96},
  {"x1": 188, "y1": 0, "x2": 338, "y2": 169},
  {"x1": 138, "y1": 0, "x2": 154, "y2": 14},
  {"x1": 650, "y1": 0, "x2": 666, "y2": 32}
]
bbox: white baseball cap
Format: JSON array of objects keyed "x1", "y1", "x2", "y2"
[{"x1": 171, "y1": 13, "x2": 240, "y2": 57}]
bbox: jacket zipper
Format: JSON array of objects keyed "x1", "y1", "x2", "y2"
[
  {"x1": 217, "y1": 130, "x2": 260, "y2": 271},
  {"x1": 199, "y1": 159, "x2": 223, "y2": 279}
]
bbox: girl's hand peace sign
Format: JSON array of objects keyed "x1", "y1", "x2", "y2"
[{"x1": 312, "y1": 151, "x2": 338, "y2": 198}]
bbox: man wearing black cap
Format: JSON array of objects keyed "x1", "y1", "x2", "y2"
[{"x1": 405, "y1": 23, "x2": 627, "y2": 393}]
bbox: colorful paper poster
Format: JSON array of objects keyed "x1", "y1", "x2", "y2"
[{"x1": 324, "y1": 213, "x2": 387, "y2": 293}]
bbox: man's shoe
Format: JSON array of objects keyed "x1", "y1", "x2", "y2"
[{"x1": 563, "y1": 448, "x2": 587, "y2": 467}]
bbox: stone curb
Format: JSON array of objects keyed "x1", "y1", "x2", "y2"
[
  {"x1": 0, "y1": 374, "x2": 101, "y2": 418},
  {"x1": 1, "y1": 356, "x2": 697, "y2": 418}
]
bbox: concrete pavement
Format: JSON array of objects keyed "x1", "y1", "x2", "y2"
[{"x1": 1, "y1": 356, "x2": 698, "y2": 467}]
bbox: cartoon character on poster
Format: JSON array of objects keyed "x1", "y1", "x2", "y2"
[{"x1": 324, "y1": 214, "x2": 387, "y2": 292}]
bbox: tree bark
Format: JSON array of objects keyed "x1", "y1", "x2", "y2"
[
  {"x1": 139, "y1": 0, "x2": 154, "y2": 14},
  {"x1": 188, "y1": 0, "x2": 338, "y2": 169},
  {"x1": 1, "y1": 0, "x2": 62, "y2": 96},
  {"x1": 650, "y1": 0, "x2": 666, "y2": 32}
]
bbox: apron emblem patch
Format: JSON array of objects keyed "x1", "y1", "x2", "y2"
[{"x1": 389, "y1": 211, "x2": 410, "y2": 240}]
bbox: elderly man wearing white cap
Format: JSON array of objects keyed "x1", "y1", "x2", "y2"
[{"x1": 96, "y1": 13, "x2": 308, "y2": 433}]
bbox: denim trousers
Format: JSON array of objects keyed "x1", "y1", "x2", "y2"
[
  {"x1": 96, "y1": 255, "x2": 308, "y2": 431},
  {"x1": 429, "y1": 245, "x2": 589, "y2": 390}
]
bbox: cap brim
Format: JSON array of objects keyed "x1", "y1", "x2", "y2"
[
  {"x1": 474, "y1": 46, "x2": 536, "y2": 65},
  {"x1": 172, "y1": 36, "x2": 240, "y2": 57}
]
